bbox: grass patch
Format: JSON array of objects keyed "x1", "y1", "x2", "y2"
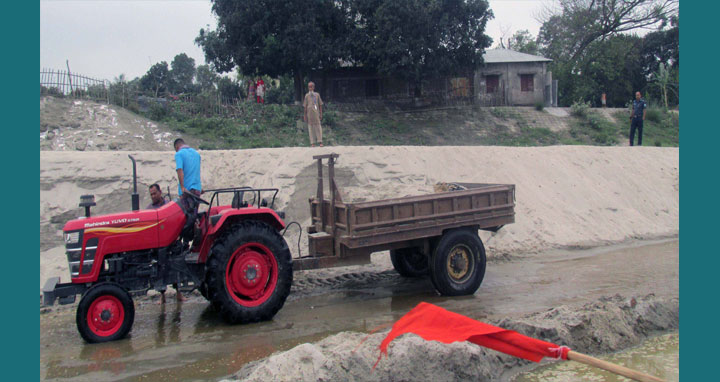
[
  {"x1": 613, "y1": 108, "x2": 679, "y2": 147},
  {"x1": 131, "y1": 99, "x2": 677, "y2": 149},
  {"x1": 155, "y1": 102, "x2": 307, "y2": 149},
  {"x1": 564, "y1": 111, "x2": 620, "y2": 146},
  {"x1": 490, "y1": 107, "x2": 521, "y2": 120}
]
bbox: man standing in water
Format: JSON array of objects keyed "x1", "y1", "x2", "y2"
[{"x1": 303, "y1": 81, "x2": 324, "y2": 147}]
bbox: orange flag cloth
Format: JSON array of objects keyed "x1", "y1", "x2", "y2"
[{"x1": 377, "y1": 302, "x2": 569, "y2": 367}]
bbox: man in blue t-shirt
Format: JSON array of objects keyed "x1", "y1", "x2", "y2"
[
  {"x1": 174, "y1": 138, "x2": 202, "y2": 196},
  {"x1": 629, "y1": 91, "x2": 647, "y2": 146}
]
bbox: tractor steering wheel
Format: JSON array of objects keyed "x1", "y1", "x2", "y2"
[{"x1": 184, "y1": 191, "x2": 210, "y2": 205}]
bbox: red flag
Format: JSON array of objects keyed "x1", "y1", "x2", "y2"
[{"x1": 377, "y1": 302, "x2": 569, "y2": 367}]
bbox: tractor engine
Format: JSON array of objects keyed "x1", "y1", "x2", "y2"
[{"x1": 98, "y1": 240, "x2": 185, "y2": 293}]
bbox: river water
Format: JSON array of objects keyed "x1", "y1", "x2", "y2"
[
  {"x1": 511, "y1": 332, "x2": 679, "y2": 382},
  {"x1": 40, "y1": 239, "x2": 678, "y2": 381}
]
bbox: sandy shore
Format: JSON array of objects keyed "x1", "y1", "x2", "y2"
[
  {"x1": 40, "y1": 145, "x2": 678, "y2": 289},
  {"x1": 39, "y1": 145, "x2": 679, "y2": 381},
  {"x1": 224, "y1": 294, "x2": 678, "y2": 382}
]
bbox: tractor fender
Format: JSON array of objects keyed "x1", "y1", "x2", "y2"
[{"x1": 198, "y1": 208, "x2": 286, "y2": 262}]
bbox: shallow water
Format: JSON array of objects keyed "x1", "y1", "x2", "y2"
[
  {"x1": 511, "y1": 332, "x2": 679, "y2": 382},
  {"x1": 40, "y1": 238, "x2": 678, "y2": 381}
]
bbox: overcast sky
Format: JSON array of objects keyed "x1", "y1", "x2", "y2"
[{"x1": 40, "y1": 0, "x2": 549, "y2": 81}]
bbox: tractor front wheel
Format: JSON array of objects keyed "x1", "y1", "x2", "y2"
[
  {"x1": 206, "y1": 220, "x2": 292, "y2": 324},
  {"x1": 76, "y1": 283, "x2": 135, "y2": 343}
]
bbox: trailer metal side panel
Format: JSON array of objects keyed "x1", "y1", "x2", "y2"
[
  {"x1": 299, "y1": 154, "x2": 516, "y2": 271},
  {"x1": 309, "y1": 184, "x2": 514, "y2": 249}
]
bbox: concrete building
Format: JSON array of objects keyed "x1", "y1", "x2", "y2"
[{"x1": 475, "y1": 49, "x2": 556, "y2": 107}]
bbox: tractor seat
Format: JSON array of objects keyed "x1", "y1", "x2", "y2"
[{"x1": 210, "y1": 208, "x2": 233, "y2": 226}]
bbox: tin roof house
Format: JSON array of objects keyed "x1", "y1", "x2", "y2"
[
  {"x1": 475, "y1": 49, "x2": 556, "y2": 107},
  {"x1": 309, "y1": 48, "x2": 556, "y2": 107}
]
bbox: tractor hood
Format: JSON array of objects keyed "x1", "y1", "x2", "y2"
[{"x1": 63, "y1": 208, "x2": 160, "y2": 232}]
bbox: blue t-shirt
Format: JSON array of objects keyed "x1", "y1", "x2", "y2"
[
  {"x1": 175, "y1": 147, "x2": 202, "y2": 196},
  {"x1": 632, "y1": 98, "x2": 647, "y2": 119}
]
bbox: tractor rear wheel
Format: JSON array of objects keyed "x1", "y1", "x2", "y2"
[
  {"x1": 76, "y1": 283, "x2": 135, "y2": 343},
  {"x1": 206, "y1": 220, "x2": 292, "y2": 324}
]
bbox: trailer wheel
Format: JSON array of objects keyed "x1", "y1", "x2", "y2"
[
  {"x1": 390, "y1": 248, "x2": 429, "y2": 277},
  {"x1": 206, "y1": 220, "x2": 292, "y2": 324},
  {"x1": 429, "y1": 229, "x2": 486, "y2": 296},
  {"x1": 76, "y1": 283, "x2": 135, "y2": 343}
]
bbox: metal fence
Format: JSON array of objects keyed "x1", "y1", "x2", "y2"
[{"x1": 40, "y1": 68, "x2": 109, "y2": 102}]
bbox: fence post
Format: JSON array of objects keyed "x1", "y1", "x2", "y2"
[{"x1": 66, "y1": 60, "x2": 74, "y2": 96}]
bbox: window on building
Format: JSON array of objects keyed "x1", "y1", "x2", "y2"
[
  {"x1": 521, "y1": 74, "x2": 534, "y2": 92},
  {"x1": 486, "y1": 75, "x2": 499, "y2": 94}
]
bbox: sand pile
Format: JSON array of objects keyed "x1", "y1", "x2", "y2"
[
  {"x1": 223, "y1": 294, "x2": 678, "y2": 382},
  {"x1": 39, "y1": 145, "x2": 678, "y2": 288}
]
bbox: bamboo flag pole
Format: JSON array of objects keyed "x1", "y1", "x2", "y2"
[{"x1": 568, "y1": 350, "x2": 665, "y2": 382}]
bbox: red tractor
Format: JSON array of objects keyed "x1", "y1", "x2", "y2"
[{"x1": 43, "y1": 155, "x2": 293, "y2": 343}]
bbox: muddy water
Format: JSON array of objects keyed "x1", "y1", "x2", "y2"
[
  {"x1": 511, "y1": 332, "x2": 679, "y2": 382},
  {"x1": 40, "y1": 238, "x2": 678, "y2": 381}
]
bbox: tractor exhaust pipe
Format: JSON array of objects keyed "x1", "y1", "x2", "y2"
[{"x1": 128, "y1": 155, "x2": 140, "y2": 211}]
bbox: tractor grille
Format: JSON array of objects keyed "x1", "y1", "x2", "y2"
[
  {"x1": 65, "y1": 230, "x2": 84, "y2": 278},
  {"x1": 80, "y1": 238, "x2": 99, "y2": 275}
]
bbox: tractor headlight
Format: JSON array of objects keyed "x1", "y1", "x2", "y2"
[{"x1": 65, "y1": 231, "x2": 80, "y2": 245}]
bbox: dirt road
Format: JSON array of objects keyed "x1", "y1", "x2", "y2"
[{"x1": 40, "y1": 238, "x2": 678, "y2": 381}]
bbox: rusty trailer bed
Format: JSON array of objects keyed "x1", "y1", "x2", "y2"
[{"x1": 294, "y1": 154, "x2": 515, "y2": 271}]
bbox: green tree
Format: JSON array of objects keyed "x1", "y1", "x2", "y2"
[
  {"x1": 217, "y1": 76, "x2": 243, "y2": 101},
  {"x1": 582, "y1": 34, "x2": 645, "y2": 107},
  {"x1": 140, "y1": 61, "x2": 170, "y2": 97},
  {"x1": 507, "y1": 29, "x2": 539, "y2": 55},
  {"x1": 538, "y1": 0, "x2": 678, "y2": 62},
  {"x1": 641, "y1": 15, "x2": 678, "y2": 76},
  {"x1": 549, "y1": 34, "x2": 645, "y2": 107},
  {"x1": 538, "y1": 0, "x2": 678, "y2": 106},
  {"x1": 350, "y1": 0, "x2": 493, "y2": 97},
  {"x1": 196, "y1": 0, "x2": 352, "y2": 101},
  {"x1": 195, "y1": 65, "x2": 218, "y2": 92},
  {"x1": 109, "y1": 74, "x2": 128, "y2": 107},
  {"x1": 169, "y1": 53, "x2": 196, "y2": 94}
]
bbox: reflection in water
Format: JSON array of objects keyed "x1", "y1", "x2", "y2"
[
  {"x1": 156, "y1": 302, "x2": 183, "y2": 346},
  {"x1": 512, "y1": 332, "x2": 679, "y2": 382},
  {"x1": 45, "y1": 337, "x2": 136, "y2": 379}
]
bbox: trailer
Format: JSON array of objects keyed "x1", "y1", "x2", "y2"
[{"x1": 294, "y1": 153, "x2": 516, "y2": 296}]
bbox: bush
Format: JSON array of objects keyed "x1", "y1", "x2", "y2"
[
  {"x1": 323, "y1": 106, "x2": 338, "y2": 127},
  {"x1": 645, "y1": 108, "x2": 662, "y2": 123},
  {"x1": 534, "y1": 101, "x2": 545, "y2": 111},
  {"x1": 570, "y1": 100, "x2": 590, "y2": 118},
  {"x1": 585, "y1": 112, "x2": 619, "y2": 145},
  {"x1": 148, "y1": 103, "x2": 169, "y2": 120},
  {"x1": 265, "y1": 75, "x2": 295, "y2": 105}
]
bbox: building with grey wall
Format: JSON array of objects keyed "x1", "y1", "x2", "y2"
[
  {"x1": 308, "y1": 48, "x2": 557, "y2": 107},
  {"x1": 475, "y1": 49, "x2": 556, "y2": 107}
]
